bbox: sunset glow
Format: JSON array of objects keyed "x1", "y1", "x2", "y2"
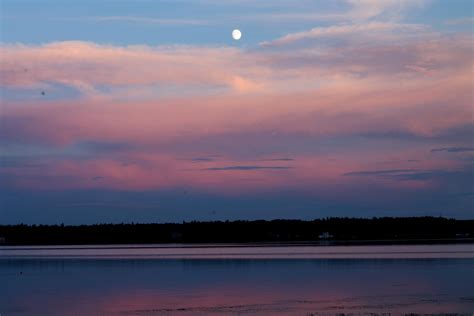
[{"x1": 1, "y1": 0, "x2": 473, "y2": 223}]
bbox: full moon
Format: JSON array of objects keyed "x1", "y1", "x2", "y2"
[{"x1": 232, "y1": 29, "x2": 242, "y2": 40}]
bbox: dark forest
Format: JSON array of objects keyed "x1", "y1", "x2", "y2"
[{"x1": 1, "y1": 217, "x2": 473, "y2": 245}]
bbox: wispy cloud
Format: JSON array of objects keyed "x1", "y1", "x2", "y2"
[
  {"x1": 176, "y1": 155, "x2": 220, "y2": 163},
  {"x1": 56, "y1": 16, "x2": 208, "y2": 25},
  {"x1": 196, "y1": 0, "x2": 427, "y2": 23},
  {"x1": 202, "y1": 166, "x2": 293, "y2": 171},
  {"x1": 260, "y1": 0, "x2": 429, "y2": 47},
  {"x1": 344, "y1": 168, "x2": 472, "y2": 183},
  {"x1": 344, "y1": 169, "x2": 416, "y2": 176},
  {"x1": 431, "y1": 147, "x2": 474, "y2": 153},
  {"x1": 258, "y1": 158, "x2": 294, "y2": 162},
  {"x1": 261, "y1": 22, "x2": 426, "y2": 46},
  {"x1": 190, "y1": 157, "x2": 216, "y2": 162},
  {"x1": 346, "y1": 0, "x2": 427, "y2": 20},
  {"x1": 445, "y1": 17, "x2": 474, "y2": 25}
]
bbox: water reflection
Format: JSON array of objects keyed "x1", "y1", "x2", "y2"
[
  {"x1": 2, "y1": 255, "x2": 474, "y2": 315},
  {"x1": 1, "y1": 244, "x2": 474, "y2": 259}
]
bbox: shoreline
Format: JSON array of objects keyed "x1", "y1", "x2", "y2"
[{"x1": 1, "y1": 238, "x2": 474, "y2": 247}]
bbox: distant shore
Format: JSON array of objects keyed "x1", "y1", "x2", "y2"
[{"x1": 1, "y1": 217, "x2": 473, "y2": 246}]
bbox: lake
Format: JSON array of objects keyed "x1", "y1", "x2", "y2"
[{"x1": 1, "y1": 244, "x2": 474, "y2": 315}]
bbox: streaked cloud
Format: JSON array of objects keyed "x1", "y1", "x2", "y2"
[
  {"x1": 202, "y1": 166, "x2": 293, "y2": 171},
  {"x1": 344, "y1": 167, "x2": 473, "y2": 183},
  {"x1": 258, "y1": 158, "x2": 294, "y2": 162},
  {"x1": 445, "y1": 17, "x2": 474, "y2": 25},
  {"x1": 345, "y1": 0, "x2": 427, "y2": 21},
  {"x1": 56, "y1": 16, "x2": 208, "y2": 25},
  {"x1": 190, "y1": 157, "x2": 216, "y2": 162},
  {"x1": 431, "y1": 147, "x2": 474, "y2": 153},
  {"x1": 261, "y1": 22, "x2": 426, "y2": 46},
  {"x1": 344, "y1": 169, "x2": 416, "y2": 176}
]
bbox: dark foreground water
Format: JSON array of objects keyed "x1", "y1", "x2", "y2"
[{"x1": 1, "y1": 244, "x2": 474, "y2": 315}]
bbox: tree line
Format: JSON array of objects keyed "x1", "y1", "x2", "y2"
[{"x1": 0, "y1": 217, "x2": 473, "y2": 245}]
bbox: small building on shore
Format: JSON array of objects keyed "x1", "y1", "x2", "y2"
[{"x1": 318, "y1": 232, "x2": 334, "y2": 239}]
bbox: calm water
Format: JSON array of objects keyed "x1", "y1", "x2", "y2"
[{"x1": 1, "y1": 244, "x2": 474, "y2": 315}]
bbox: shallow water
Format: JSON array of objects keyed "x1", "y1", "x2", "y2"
[
  {"x1": 1, "y1": 244, "x2": 474, "y2": 315},
  {"x1": 2, "y1": 243, "x2": 474, "y2": 259}
]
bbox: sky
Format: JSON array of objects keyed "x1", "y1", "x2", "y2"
[{"x1": 0, "y1": 0, "x2": 473, "y2": 224}]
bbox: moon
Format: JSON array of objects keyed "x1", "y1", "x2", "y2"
[{"x1": 232, "y1": 29, "x2": 242, "y2": 40}]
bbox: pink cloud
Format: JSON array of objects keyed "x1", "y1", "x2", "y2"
[
  {"x1": 0, "y1": 41, "x2": 266, "y2": 94},
  {"x1": 2, "y1": 59, "x2": 471, "y2": 148},
  {"x1": 1, "y1": 27, "x2": 472, "y2": 193}
]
